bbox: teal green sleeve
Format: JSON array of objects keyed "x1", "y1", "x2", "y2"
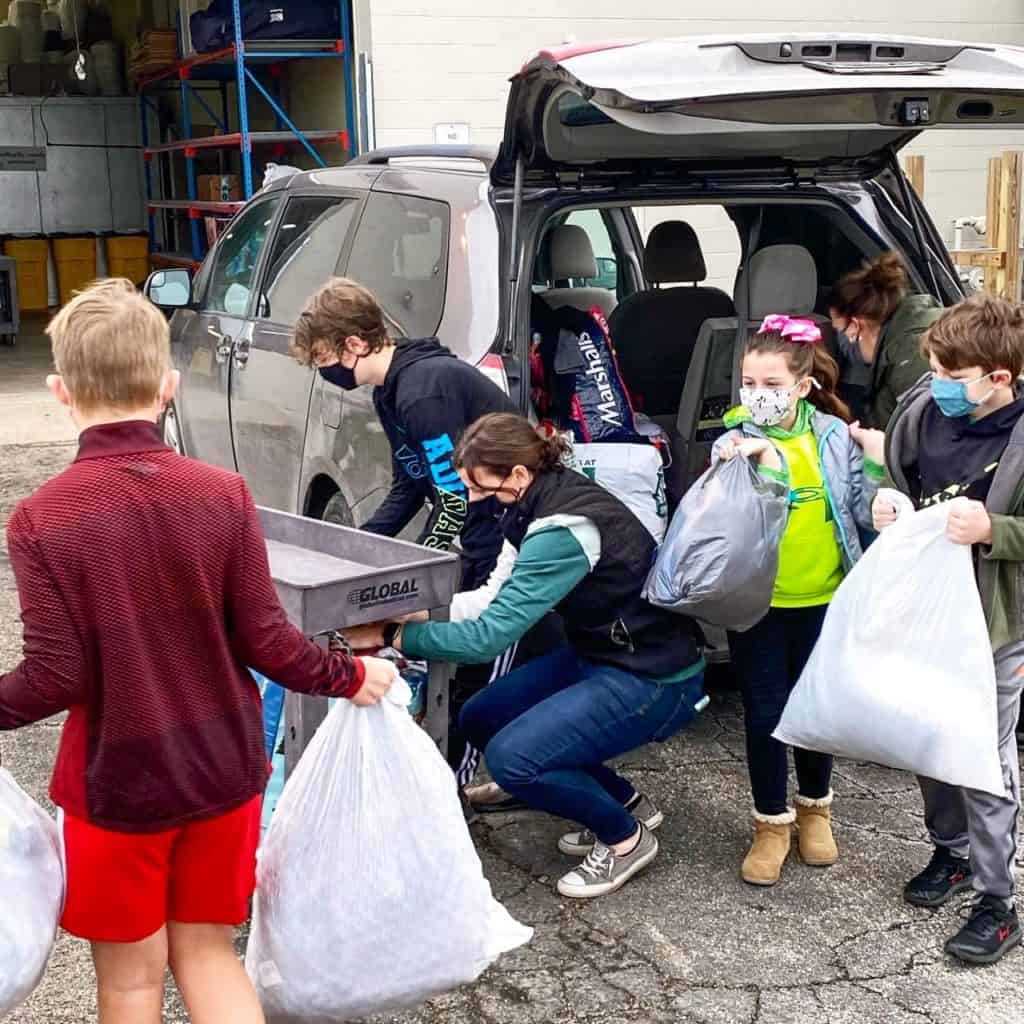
[{"x1": 401, "y1": 527, "x2": 591, "y2": 664}]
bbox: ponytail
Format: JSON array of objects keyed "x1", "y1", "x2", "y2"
[
  {"x1": 454, "y1": 413, "x2": 568, "y2": 482},
  {"x1": 807, "y1": 345, "x2": 852, "y2": 422}
]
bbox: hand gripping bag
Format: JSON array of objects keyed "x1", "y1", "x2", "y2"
[
  {"x1": 245, "y1": 678, "x2": 532, "y2": 1023},
  {"x1": 774, "y1": 500, "x2": 1003, "y2": 795},
  {"x1": 643, "y1": 455, "x2": 789, "y2": 631},
  {"x1": 0, "y1": 769, "x2": 63, "y2": 1018}
]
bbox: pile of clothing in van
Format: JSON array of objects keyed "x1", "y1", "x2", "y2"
[{"x1": 530, "y1": 297, "x2": 669, "y2": 541}]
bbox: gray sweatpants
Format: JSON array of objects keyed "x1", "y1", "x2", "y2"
[{"x1": 917, "y1": 641, "x2": 1024, "y2": 901}]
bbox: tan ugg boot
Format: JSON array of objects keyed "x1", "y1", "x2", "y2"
[
  {"x1": 795, "y1": 791, "x2": 839, "y2": 866},
  {"x1": 741, "y1": 810, "x2": 795, "y2": 886}
]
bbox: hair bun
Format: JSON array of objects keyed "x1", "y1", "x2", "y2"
[
  {"x1": 862, "y1": 251, "x2": 907, "y2": 294},
  {"x1": 539, "y1": 432, "x2": 570, "y2": 471}
]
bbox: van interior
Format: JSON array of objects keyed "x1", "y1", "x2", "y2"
[{"x1": 529, "y1": 198, "x2": 896, "y2": 508}]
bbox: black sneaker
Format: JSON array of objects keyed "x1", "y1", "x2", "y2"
[
  {"x1": 904, "y1": 847, "x2": 973, "y2": 908},
  {"x1": 945, "y1": 896, "x2": 1022, "y2": 965}
]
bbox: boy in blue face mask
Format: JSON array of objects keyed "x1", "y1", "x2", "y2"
[{"x1": 872, "y1": 293, "x2": 1024, "y2": 966}]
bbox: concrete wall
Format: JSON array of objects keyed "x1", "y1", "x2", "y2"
[{"x1": 351, "y1": 3, "x2": 1024, "y2": 290}]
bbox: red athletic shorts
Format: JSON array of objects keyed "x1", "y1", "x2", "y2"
[{"x1": 60, "y1": 796, "x2": 262, "y2": 943}]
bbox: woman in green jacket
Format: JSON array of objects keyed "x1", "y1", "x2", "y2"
[{"x1": 829, "y1": 251, "x2": 943, "y2": 430}]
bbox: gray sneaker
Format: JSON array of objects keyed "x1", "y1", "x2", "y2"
[
  {"x1": 556, "y1": 825, "x2": 659, "y2": 899},
  {"x1": 558, "y1": 793, "x2": 664, "y2": 857}
]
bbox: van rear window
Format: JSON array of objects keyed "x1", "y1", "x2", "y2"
[{"x1": 345, "y1": 193, "x2": 450, "y2": 340}]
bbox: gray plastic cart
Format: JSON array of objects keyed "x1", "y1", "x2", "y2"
[{"x1": 258, "y1": 507, "x2": 460, "y2": 776}]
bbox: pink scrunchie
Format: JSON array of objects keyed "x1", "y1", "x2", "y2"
[{"x1": 757, "y1": 314, "x2": 822, "y2": 344}]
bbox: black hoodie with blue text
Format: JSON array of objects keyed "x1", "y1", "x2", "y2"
[{"x1": 361, "y1": 338, "x2": 516, "y2": 587}]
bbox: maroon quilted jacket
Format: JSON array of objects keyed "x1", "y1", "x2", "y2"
[{"x1": 0, "y1": 420, "x2": 364, "y2": 832}]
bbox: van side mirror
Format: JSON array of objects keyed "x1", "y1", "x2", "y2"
[
  {"x1": 589, "y1": 256, "x2": 618, "y2": 291},
  {"x1": 145, "y1": 269, "x2": 192, "y2": 309}
]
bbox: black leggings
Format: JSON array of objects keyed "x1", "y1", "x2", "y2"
[{"x1": 728, "y1": 605, "x2": 833, "y2": 816}]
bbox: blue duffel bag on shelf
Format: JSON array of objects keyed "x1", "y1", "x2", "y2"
[{"x1": 190, "y1": 0, "x2": 340, "y2": 54}]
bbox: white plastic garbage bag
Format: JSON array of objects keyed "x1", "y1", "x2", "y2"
[
  {"x1": 643, "y1": 454, "x2": 789, "y2": 631},
  {"x1": 0, "y1": 769, "x2": 63, "y2": 1018},
  {"x1": 775, "y1": 500, "x2": 1003, "y2": 795},
  {"x1": 245, "y1": 677, "x2": 532, "y2": 1023}
]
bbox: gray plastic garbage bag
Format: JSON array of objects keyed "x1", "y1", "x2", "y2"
[
  {"x1": 0, "y1": 769, "x2": 63, "y2": 1018},
  {"x1": 245, "y1": 677, "x2": 532, "y2": 1023},
  {"x1": 643, "y1": 455, "x2": 788, "y2": 631}
]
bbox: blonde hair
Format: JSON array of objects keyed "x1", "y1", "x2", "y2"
[{"x1": 46, "y1": 278, "x2": 171, "y2": 412}]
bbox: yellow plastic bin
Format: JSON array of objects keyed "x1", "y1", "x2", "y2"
[
  {"x1": 105, "y1": 235, "x2": 150, "y2": 287},
  {"x1": 52, "y1": 237, "x2": 98, "y2": 307},
  {"x1": 2, "y1": 238, "x2": 50, "y2": 311}
]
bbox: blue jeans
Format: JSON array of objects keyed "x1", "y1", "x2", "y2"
[{"x1": 460, "y1": 645, "x2": 704, "y2": 845}]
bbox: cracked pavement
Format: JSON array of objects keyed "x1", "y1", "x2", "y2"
[{"x1": 3, "y1": 334, "x2": 1024, "y2": 1022}]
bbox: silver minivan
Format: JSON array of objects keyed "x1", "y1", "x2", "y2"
[{"x1": 148, "y1": 33, "x2": 1024, "y2": 532}]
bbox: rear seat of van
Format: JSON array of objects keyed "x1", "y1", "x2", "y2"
[
  {"x1": 664, "y1": 243, "x2": 833, "y2": 504},
  {"x1": 609, "y1": 221, "x2": 734, "y2": 419}
]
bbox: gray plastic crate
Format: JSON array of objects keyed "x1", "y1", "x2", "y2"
[{"x1": 258, "y1": 507, "x2": 460, "y2": 774}]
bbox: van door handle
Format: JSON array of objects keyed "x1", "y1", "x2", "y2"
[
  {"x1": 233, "y1": 338, "x2": 251, "y2": 370},
  {"x1": 208, "y1": 325, "x2": 233, "y2": 363}
]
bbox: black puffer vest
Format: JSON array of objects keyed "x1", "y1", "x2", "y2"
[{"x1": 501, "y1": 468, "x2": 702, "y2": 677}]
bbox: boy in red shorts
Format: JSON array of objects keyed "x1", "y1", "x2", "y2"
[{"x1": 0, "y1": 278, "x2": 395, "y2": 1023}]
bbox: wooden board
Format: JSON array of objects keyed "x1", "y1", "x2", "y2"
[
  {"x1": 904, "y1": 155, "x2": 925, "y2": 199},
  {"x1": 999, "y1": 152, "x2": 1021, "y2": 302}
]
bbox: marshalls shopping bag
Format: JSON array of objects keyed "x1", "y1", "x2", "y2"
[
  {"x1": 245, "y1": 677, "x2": 532, "y2": 1023},
  {"x1": 0, "y1": 770, "x2": 63, "y2": 1018},
  {"x1": 644, "y1": 454, "x2": 788, "y2": 631},
  {"x1": 775, "y1": 500, "x2": 1003, "y2": 795}
]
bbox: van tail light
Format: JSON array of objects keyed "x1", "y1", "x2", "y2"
[{"x1": 477, "y1": 354, "x2": 510, "y2": 395}]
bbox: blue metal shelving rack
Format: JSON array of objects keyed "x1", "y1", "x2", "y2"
[{"x1": 137, "y1": 0, "x2": 357, "y2": 268}]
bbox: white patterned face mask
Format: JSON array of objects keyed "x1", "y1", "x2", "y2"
[{"x1": 739, "y1": 384, "x2": 798, "y2": 427}]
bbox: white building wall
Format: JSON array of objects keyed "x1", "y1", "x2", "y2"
[{"x1": 360, "y1": 3, "x2": 1024, "y2": 289}]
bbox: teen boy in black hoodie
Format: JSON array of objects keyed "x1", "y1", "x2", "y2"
[{"x1": 292, "y1": 277, "x2": 520, "y2": 779}]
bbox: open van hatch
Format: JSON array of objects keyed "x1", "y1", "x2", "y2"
[{"x1": 493, "y1": 34, "x2": 1024, "y2": 184}]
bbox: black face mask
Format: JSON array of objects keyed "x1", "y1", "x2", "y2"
[{"x1": 318, "y1": 362, "x2": 359, "y2": 391}]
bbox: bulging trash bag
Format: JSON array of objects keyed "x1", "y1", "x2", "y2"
[
  {"x1": 775, "y1": 500, "x2": 1003, "y2": 795},
  {"x1": 643, "y1": 455, "x2": 788, "y2": 631},
  {"x1": 0, "y1": 769, "x2": 63, "y2": 1018},
  {"x1": 245, "y1": 677, "x2": 532, "y2": 1023}
]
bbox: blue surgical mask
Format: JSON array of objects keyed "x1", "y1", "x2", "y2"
[{"x1": 929, "y1": 372, "x2": 995, "y2": 419}]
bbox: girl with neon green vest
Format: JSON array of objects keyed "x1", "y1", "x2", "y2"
[{"x1": 717, "y1": 315, "x2": 884, "y2": 889}]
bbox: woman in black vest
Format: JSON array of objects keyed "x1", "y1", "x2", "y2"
[{"x1": 374, "y1": 413, "x2": 705, "y2": 900}]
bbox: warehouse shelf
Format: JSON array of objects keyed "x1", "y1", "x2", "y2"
[
  {"x1": 139, "y1": 0, "x2": 357, "y2": 264},
  {"x1": 147, "y1": 199, "x2": 246, "y2": 217},
  {"x1": 144, "y1": 129, "x2": 349, "y2": 158},
  {"x1": 135, "y1": 39, "x2": 345, "y2": 89},
  {"x1": 149, "y1": 252, "x2": 203, "y2": 272}
]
